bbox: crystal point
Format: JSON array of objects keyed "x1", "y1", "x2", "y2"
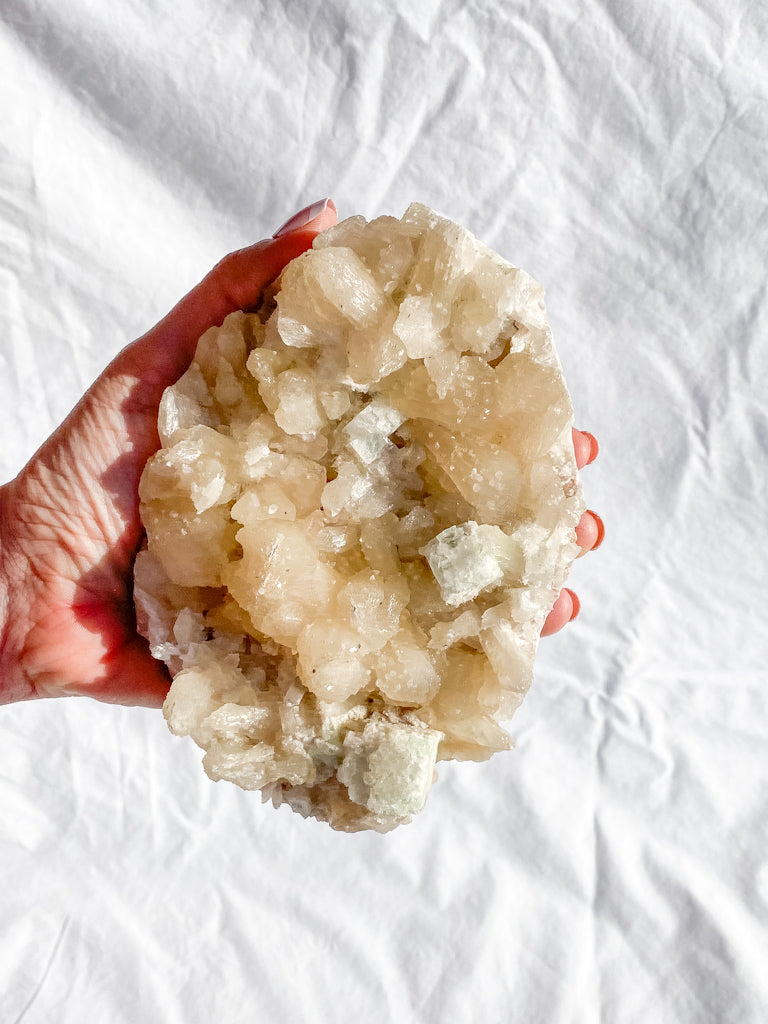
[{"x1": 135, "y1": 205, "x2": 585, "y2": 832}]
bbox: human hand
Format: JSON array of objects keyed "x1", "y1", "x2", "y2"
[
  {"x1": 540, "y1": 429, "x2": 603, "y2": 637},
  {"x1": 0, "y1": 199, "x2": 338, "y2": 707},
  {"x1": 0, "y1": 196, "x2": 596, "y2": 706}
]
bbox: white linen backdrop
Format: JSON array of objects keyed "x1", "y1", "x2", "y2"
[{"x1": 1, "y1": 1, "x2": 766, "y2": 1021}]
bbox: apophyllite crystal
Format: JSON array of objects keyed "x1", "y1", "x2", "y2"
[{"x1": 134, "y1": 203, "x2": 585, "y2": 832}]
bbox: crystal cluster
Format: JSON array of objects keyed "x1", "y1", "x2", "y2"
[{"x1": 135, "y1": 204, "x2": 585, "y2": 832}]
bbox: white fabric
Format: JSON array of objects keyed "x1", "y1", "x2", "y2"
[{"x1": 2, "y1": 1, "x2": 767, "y2": 1020}]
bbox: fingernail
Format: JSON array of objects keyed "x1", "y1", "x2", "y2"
[
  {"x1": 588, "y1": 510, "x2": 605, "y2": 549},
  {"x1": 565, "y1": 588, "x2": 580, "y2": 621},
  {"x1": 583, "y1": 432, "x2": 599, "y2": 464},
  {"x1": 273, "y1": 199, "x2": 334, "y2": 238}
]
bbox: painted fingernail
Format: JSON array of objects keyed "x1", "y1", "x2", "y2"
[
  {"x1": 273, "y1": 199, "x2": 334, "y2": 237},
  {"x1": 583, "y1": 432, "x2": 599, "y2": 463},
  {"x1": 564, "y1": 588, "x2": 580, "y2": 621},
  {"x1": 587, "y1": 510, "x2": 605, "y2": 549}
]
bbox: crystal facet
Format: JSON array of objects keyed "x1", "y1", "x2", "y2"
[{"x1": 135, "y1": 204, "x2": 585, "y2": 832}]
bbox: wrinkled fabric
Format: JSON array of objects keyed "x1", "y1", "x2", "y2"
[{"x1": 1, "y1": 1, "x2": 767, "y2": 1021}]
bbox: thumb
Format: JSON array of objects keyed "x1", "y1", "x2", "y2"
[{"x1": 122, "y1": 199, "x2": 337, "y2": 386}]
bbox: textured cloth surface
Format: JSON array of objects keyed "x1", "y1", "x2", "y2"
[{"x1": 1, "y1": 2, "x2": 767, "y2": 1022}]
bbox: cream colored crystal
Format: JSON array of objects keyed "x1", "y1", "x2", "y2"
[{"x1": 135, "y1": 203, "x2": 585, "y2": 832}]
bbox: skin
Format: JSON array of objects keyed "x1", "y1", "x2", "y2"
[{"x1": 0, "y1": 200, "x2": 601, "y2": 708}]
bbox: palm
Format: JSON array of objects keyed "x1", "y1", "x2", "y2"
[
  {"x1": 6, "y1": 357, "x2": 180, "y2": 705},
  {"x1": 1, "y1": 221, "x2": 337, "y2": 706}
]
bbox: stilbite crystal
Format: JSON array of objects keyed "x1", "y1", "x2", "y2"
[{"x1": 135, "y1": 204, "x2": 585, "y2": 832}]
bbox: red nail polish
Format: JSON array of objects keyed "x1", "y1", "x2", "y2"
[
  {"x1": 565, "y1": 588, "x2": 580, "y2": 621},
  {"x1": 273, "y1": 199, "x2": 334, "y2": 237},
  {"x1": 584, "y1": 432, "x2": 599, "y2": 464},
  {"x1": 588, "y1": 510, "x2": 605, "y2": 549}
]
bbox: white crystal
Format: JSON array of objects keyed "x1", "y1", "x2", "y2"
[
  {"x1": 338, "y1": 716, "x2": 443, "y2": 818},
  {"x1": 420, "y1": 522, "x2": 506, "y2": 606},
  {"x1": 344, "y1": 400, "x2": 406, "y2": 465},
  {"x1": 135, "y1": 203, "x2": 586, "y2": 833}
]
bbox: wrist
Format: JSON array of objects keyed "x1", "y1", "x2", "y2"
[{"x1": 0, "y1": 482, "x2": 36, "y2": 704}]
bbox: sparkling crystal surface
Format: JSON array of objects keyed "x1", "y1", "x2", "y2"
[{"x1": 135, "y1": 204, "x2": 585, "y2": 832}]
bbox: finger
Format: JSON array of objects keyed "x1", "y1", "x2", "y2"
[
  {"x1": 572, "y1": 428, "x2": 599, "y2": 470},
  {"x1": 99, "y1": 639, "x2": 172, "y2": 708},
  {"x1": 541, "y1": 587, "x2": 580, "y2": 637},
  {"x1": 273, "y1": 199, "x2": 337, "y2": 238},
  {"x1": 212, "y1": 198, "x2": 338, "y2": 315},
  {"x1": 575, "y1": 509, "x2": 605, "y2": 554},
  {"x1": 126, "y1": 199, "x2": 338, "y2": 384}
]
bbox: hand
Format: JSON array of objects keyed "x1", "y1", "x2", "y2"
[
  {"x1": 540, "y1": 429, "x2": 603, "y2": 637},
  {"x1": 0, "y1": 195, "x2": 595, "y2": 708},
  {"x1": 0, "y1": 200, "x2": 339, "y2": 707}
]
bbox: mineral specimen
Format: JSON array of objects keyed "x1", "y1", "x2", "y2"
[{"x1": 135, "y1": 203, "x2": 585, "y2": 832}]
